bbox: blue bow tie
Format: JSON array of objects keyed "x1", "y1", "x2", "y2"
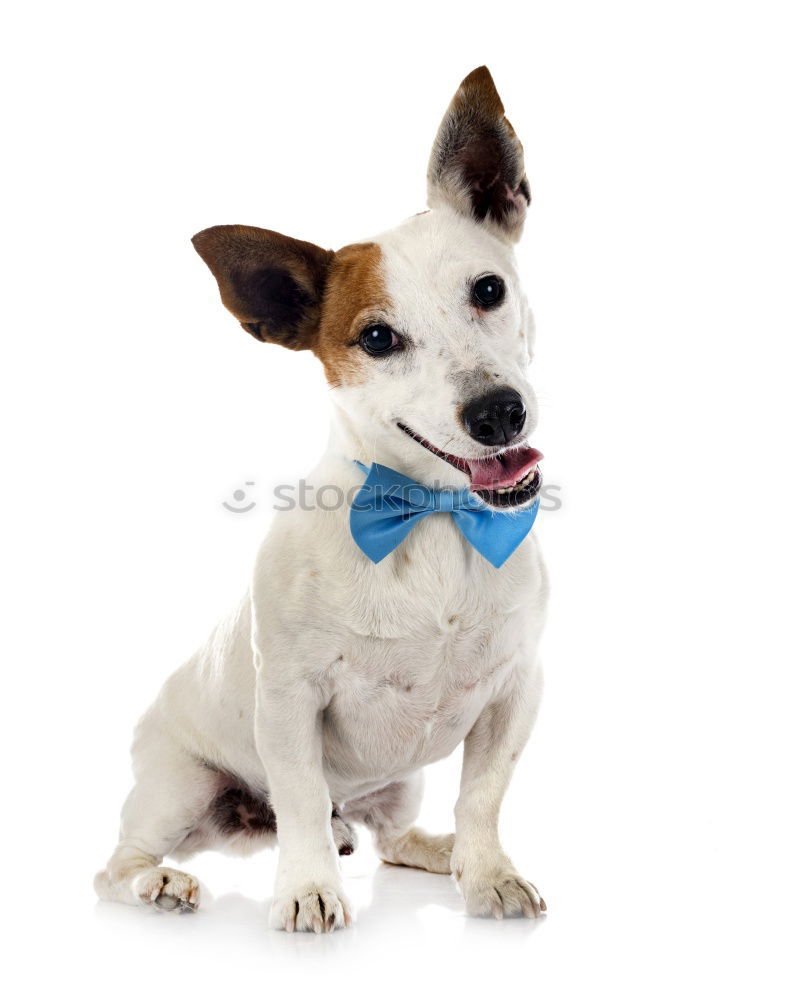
[{"x1": 349, "y1": 462, "x2": 539, "y2": 568}]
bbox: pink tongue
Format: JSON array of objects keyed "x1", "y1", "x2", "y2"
[{"x1": 467, "y1": 446, "x2": 543, "y2": 491}]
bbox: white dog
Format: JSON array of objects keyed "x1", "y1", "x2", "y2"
[{"x1": 95, "y1": 66, "x2": 549, "y2": 932}]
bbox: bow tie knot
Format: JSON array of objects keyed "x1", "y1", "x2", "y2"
[
  {"x1": 349, "y1": 461, "x2": 539, "y2": 568},
  {"x1": 431, "y1": 488, "x2": 463, "y2": 513}
]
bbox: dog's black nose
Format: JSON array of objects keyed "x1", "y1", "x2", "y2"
[{"x1": 462, "y1": 389, "x2": 526, "y2": 446}]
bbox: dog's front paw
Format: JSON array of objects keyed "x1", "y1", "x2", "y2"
[
  {"x1": 270, "y1": 882, "x2": 352, "y2": 933},
  {"x1": 454, "y1": 856, "x2": 545, "y2": 919}
]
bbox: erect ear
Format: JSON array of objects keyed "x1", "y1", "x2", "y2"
[
  {"x1": 427, "y1": 66, "x2": 530, "y2": 243},
  {"x1": 191, "y1": 225, "x2": 334, "y2": 350}
]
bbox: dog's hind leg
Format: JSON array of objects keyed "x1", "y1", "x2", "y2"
[
  {"x1": 343, "y1": 772, "x2": 454, "y2": 875},
  {"x1": 94, "y1": 731, "x2": 220, "y2": 911}
]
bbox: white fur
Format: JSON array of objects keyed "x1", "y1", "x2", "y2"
[
  {"x1": 333, "y1": 207, "x2": 539, "y2": 487},
  {"x1": 96, "y1": 133, "x2": 548, "y2": 936}
]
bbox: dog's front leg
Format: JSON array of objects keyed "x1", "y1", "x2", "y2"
[
  {"x1": 452, "y1": 665, "x2": 547, "y2": 919},
  {"x1": 255, "y1": 669, "x2": 350, "y2": 933}
]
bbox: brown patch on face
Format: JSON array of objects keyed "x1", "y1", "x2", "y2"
[{"x1": 313, "y1": 242, "x2": 389, "y2": 386}]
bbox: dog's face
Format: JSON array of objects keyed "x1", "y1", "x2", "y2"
[{"x1": 194, "y1": 67, "x2": 542, "y2": 509}]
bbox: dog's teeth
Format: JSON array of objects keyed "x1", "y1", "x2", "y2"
[{"x1": 494, "y1": 467, "x2": 538, "y2": 495}]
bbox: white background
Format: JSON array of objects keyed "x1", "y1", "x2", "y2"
[{"x1": 2, "y1": 1, "x2": 784, "y2": 997}]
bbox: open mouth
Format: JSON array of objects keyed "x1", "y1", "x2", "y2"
[{"x1": 398, "y1": 423, "x2": 543, "y2": 509}]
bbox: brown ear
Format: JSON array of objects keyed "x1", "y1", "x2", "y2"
[
  {"x1": 427, "y1": 66, "x2": 530, "y2": 243},
  {"x1": 191, "y1": 225, "x2": 334, "y2": 350}
]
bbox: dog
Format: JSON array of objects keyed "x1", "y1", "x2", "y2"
[{"x1": 95, "y1": 66, "x2": 548, "y2": 932}]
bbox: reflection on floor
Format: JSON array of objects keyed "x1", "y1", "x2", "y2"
[{"x1": 90, "y1": 844, "x2": 545, "y2": 993}]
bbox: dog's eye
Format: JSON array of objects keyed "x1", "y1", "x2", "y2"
[
  {"x1": 472, "y1": 275, "x2": 504, "y2": 309},
  {"x1": 360, "y1": 324, "x2": 400, "y2": 356}
]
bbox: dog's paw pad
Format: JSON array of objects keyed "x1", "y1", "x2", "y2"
[{"x1": 132, "y1": 867, "x2": 200, "y2": 912}]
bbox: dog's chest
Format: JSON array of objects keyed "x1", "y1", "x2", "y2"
[
  {"x1": 321, "y1": 559, "x2": 525, "y2": 787},
  {"x1": 254, "y1": 513, "x2": 545, "y2": 796}
]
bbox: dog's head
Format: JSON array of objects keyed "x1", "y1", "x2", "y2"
[{"x1": 194, "y1": 67, "x2": 541, "y2": 510}]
